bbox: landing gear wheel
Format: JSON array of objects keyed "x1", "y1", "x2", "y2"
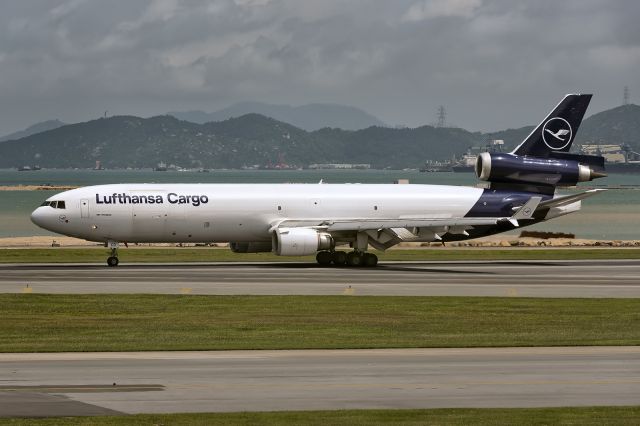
[
  {"x1": 346, "y1": 251, "x2": 363, "y2": 267},
  {"x1": 106, "y1": 240, "x2": 120, "y2": 267},
  {"x1": 362, "y1": 253, "x2": 378, "y2": 267},
  {"x1": 331, "y1": 251, "x2": 347, "y2": 266},
  {"x1": 316, "y1": 251, "x2": 333, "y2": 266}
]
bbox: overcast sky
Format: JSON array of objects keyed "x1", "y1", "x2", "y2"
[{"x1": 1, "y1": 0, "x2": 638, "y2": 135}]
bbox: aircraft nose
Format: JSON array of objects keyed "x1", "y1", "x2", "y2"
[{"x1": 30, "y1": 207, "x2": 47, "y2": 228}]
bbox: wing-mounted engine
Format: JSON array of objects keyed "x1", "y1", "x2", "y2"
[
  {"x1": 272, "y1": 227, "x2": 334, "y2": 256},
  {"x1": 475, "y1": 152, "x2": 606, "y2": 187}
]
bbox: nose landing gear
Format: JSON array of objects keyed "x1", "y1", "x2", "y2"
[{"x1": 106, "y1": 241, "x2": 119, "y2": 267}]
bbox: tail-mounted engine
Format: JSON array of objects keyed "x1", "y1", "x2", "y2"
[
  {"x1": 475, "y1": 152, "x2": 606, "y2": 187},
  {"x1": 272, "y1": 228, "x2": 334, "y2": 256}
]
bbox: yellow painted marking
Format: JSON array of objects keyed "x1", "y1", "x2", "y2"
[
  {"x1": 507, "y1": 288, "x2": 518, "y2": 297},
  {"x1": 22, "y1": 286, "x2": 33, "y2": 294},
  {"x1": 343, "y1": 286, "x2": 355, "y2": 295},
  {"x1": 180, "y1": 287, "x2": 192, "y2": 294}
]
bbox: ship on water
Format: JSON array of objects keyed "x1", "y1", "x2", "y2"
[
  {"x1": 17, "y1": 165, "x2": 41, "y2": 171},
  {"x1": 153, "y1": 161, "x2": 168, "y2": 171}
]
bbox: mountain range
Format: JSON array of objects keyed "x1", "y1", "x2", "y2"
[
  {"x1": 0, "y1": 104, "x2": 637, "y2": 169},
  {"x1": 0, "y1": 119, "x2": 66, "y2": 142},
  {"x1": 167, "y1": 102, "x2": 386, "y2": 131}
]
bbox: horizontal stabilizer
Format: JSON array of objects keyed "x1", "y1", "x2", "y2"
[{"x1": 539, "y1": 189, "x2": 605, "y2": 209}]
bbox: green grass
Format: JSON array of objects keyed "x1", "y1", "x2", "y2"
[
  {"x1": 2, "y1": 247, "x2": 640, "y2": 263},
  {"x1": 1, "y1": 295, "x2": 639, "y2": 352},
  {"x1": 0, "y1": 407, "x2": 639, "y2": 425}
]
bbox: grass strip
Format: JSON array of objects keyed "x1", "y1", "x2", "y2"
[
  {"x1": 1, "y1": 247, "x2": 640, "y2": 263},
  {"x1": 0, "y1": 407, "x2": 639, "y2": 425},
  {"x1": 1, "y1": 295, "x2": 639, "y2": 352}
]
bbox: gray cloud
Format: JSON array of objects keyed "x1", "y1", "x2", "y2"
[{"x1": 0, "y1": 0, "x2": 638, "y2": 134}]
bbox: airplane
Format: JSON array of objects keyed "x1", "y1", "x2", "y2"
[{"x1": 31, "y1": 94, "x2": 606, "y2": 267}]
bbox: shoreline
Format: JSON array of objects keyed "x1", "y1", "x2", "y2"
[{"x1": 0, "y1": 185, "x2": 78, "y2": 191}]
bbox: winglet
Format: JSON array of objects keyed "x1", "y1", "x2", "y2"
[{"x1": 509, "y1": 196, "x2": 542, "y2": 226}]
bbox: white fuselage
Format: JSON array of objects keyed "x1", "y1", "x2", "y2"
[{"x1": 31, "y1": 183, "x2": 484, "y2": 243}]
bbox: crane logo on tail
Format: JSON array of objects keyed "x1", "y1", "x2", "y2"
[{"x1": 542, "y1": 117, "x2": 573, "y2": 150}]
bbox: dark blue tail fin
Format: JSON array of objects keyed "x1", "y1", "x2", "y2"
[{"x1": 511, "y1": 94, "x2": 592, "y2": 157}]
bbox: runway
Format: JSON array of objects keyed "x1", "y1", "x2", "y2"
[
  {"x1": 1, "y1": 259, "x2": 640, "y2": 297},
  {"x1": 0, "y1": 346, "x2": 639, "y2": 416}
]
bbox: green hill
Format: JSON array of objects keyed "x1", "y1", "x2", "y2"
[
  {"x1": 0, "y1": 119, "x2": 66, "y2": 142},
  {"x1": 0, "y1": 115, "x2": 480, "y2": 169},
  {"x1": 0, "y1": 103, "x2": 637, "y2": 169},
  {"x1": 576, "y1": 104, "x2": 640, "y2": 144}
]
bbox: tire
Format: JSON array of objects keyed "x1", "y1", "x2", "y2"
[
  {"x1": 331, "y1": 251, "x2": 347, "y2": 266},
  {"x1": 107, "y1": 256, "x2": 119, "y2": 267},
  {"x1": 316, "y1": 251, "x2": 333, "y2": 266},
  {"x1": 346, "y1": 252, "x2": 363, "y2": 267},
  {"x1": 362, "y1": 253, "x2": 378, "y2": 267}
]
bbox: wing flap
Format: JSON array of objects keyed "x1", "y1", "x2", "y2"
[
  {"x1": 277, "y1": 217, "x2": 504, "y2": 232},
  {"x1": 326, "y1": 217, "x2": 503, "y2": 232}
]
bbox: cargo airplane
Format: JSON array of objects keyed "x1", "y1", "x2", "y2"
[{"x1": 31, "y1": 94, "x2": 606, "y2": 267}]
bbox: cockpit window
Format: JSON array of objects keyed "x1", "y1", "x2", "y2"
[{"x1": 42, "y1": 201, "x2": 66, "y2": 209}]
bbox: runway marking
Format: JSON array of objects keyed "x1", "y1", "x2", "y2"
[{"x1": 343, "y1": 286, "x2": 355, "y2": 295}]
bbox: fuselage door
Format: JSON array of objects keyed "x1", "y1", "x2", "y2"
[{"x1": 80, "y1": 199, "x2": 89, "y2": 218}]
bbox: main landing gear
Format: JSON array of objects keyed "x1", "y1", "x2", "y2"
[
  {"x1": 316, "y1": 251, "x2": 378, "y2": 267},
  {"x1": 106, "y1": 241, "x2": 119, "y2": 267}
]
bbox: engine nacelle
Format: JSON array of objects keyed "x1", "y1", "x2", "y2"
[
  {"x1": 229, "y1": 242, "x2": 272, "y2": 253},
  {"x1": 272, "y1": 228, "x2": 334, "y2": 256},
  {"x1": 475, "y1": 152, "x2": 603, "y2": 186}
]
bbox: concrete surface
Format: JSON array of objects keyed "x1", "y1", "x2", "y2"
[
  {"x1": 1, "y1": 259, "x2": 640, "y2": 297},
  {"x1": 0, "y1": 347, "x2": 638, "y2": 416}
]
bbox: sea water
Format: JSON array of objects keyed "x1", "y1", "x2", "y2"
[{"x1": 1, "y1": 169, "x2": 638, "y2": 239}]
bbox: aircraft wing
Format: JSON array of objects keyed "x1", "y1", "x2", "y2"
[{"x1": 274, "y1": 196, "x2": 542, "y2": 232}]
